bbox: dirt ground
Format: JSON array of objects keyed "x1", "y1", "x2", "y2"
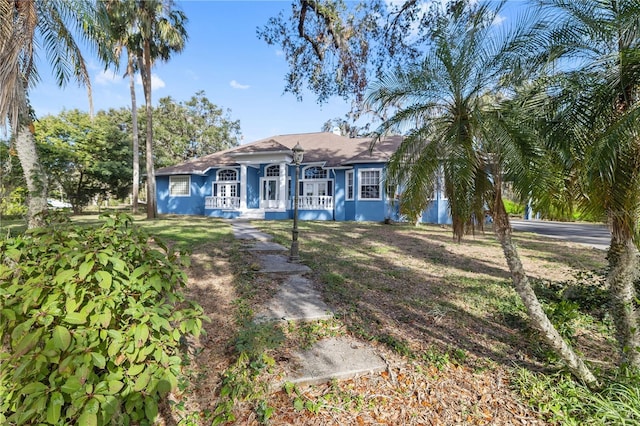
[{"x1": 162, "y1": 222, "x2": 609, "y2": 425}]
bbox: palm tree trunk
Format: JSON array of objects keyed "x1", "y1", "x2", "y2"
[
  {"x1": 141, "y1": 46, "x2": 156, "y2": 219},
  {"x1": 492, "y1": 195, "x2": 598, "y2": 387},
  {"x1": 128, "y1": 52, "x2": 140, "y2": 214},
  {"x1": 15, "y1": 87, "x2": 47, "y2": 228},
  {"x1": 607, "y1": 233, "x2": 640, "y2": 368}
]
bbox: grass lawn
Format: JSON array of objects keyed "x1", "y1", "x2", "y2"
[
  {"x1": 166, "y1": 217, "x2": 612, "y2": 425},
  {"x1": 2, "y1": 214, "x2": 618, "y2": 425}
]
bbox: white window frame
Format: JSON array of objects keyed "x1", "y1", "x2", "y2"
[
  {"x1": 169, "y1": 175, "x2": 191, "y2": 197},
  {"x1": 214, "y1": 168, "x2": 240, "y2": 197},
  {"x1": 345, "y1": 170, "x2": 354, "y2": 201},
  {"x1": 358, "y1": 168, "x2": 382, "y2": 200}
]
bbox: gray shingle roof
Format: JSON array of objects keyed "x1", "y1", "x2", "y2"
[{"x1": 155, "y1": 132, "x2": 402, "y2": 175}]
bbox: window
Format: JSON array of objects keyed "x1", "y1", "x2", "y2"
[
  {"x1": 217, "y1": 169, "x2": 238, "y2": 181},
  {"x1": 169, "y1": 175, "x2": 190, "y2": 196},
  {"x1": 346, "y1": 170, "x2": 354, "y2": 200},
  {"x1": 265, "y1": 165, "x2": 280, "y2": 177},
  {"x1": 359, "y1": 169, "x2": 381, "y2": 200},
  {"x1": 304, "y1": 166, "x2": 327, "y2": 179},
  {"x1": 214, "y1": 169, "x2": 239, "y2": 204}
]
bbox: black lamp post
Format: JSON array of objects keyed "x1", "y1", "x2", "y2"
[{"x1": 289, "y1": 142, "x2": 304, "y2": 262}]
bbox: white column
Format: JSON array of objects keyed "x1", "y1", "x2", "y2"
[
  {"x1": 240, "y1": 164, "x2": 247, "y2": 210},
  {"x1": 278, "y1": 162, "x2": 287, "y2": 210}
]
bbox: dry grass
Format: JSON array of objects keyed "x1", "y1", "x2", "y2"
[{"x1": 159, "y1": 218, "x2": 610, "y2": 425}]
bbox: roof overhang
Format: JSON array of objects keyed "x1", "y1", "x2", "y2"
[{"x1": 230, "y1": 150, "x2": 294, "y2": 165}]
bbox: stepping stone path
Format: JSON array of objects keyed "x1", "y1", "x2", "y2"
[{"x1": 230, "y1": 219, "x2": 386, "y2": 386}]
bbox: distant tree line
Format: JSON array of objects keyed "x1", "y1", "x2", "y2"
[{"x1": 0, "y1": 91, "x2": 240, "y2": 215}]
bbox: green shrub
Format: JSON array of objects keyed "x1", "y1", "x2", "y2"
[
  {"x1": 503, "y1": 199, "x2": 525, "y2": 216},
  {"x1": 0, "y1": 213, "x2": 206, "y2": 425},
  {"x1": 0, "y1": 187, "x2": 27, "y2": 218}
]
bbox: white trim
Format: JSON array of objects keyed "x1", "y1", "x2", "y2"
[
  {"x1": 345, "y1": 170, "x2": 354, "y2": 201},
  {"x1": 358, "y1": 168, "x2": 382, "y2": 201},
  {"x1": 169, "y1": 175, "x2": 191, "y2": 197},
  {"x1": 216, "y1": 167, "x2": 239, "y2": 181},
  {"x1": 240, "y1": 164, "x2": 247, "y2": 210}
]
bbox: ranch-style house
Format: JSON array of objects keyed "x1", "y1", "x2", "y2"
[{"x1": 155, "y1": 131, "x2": 450, "y2": 223}]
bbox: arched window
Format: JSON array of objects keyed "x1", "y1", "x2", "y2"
[
  {"x1": 265, "y1": 165, "x2": 280, "y2": 177},
  {"x1": 303, "y1": 166, "x2": 327, "y2": 179},
  {"x1": 217, "y1": 169, "x2": 237, "y2": 181}
]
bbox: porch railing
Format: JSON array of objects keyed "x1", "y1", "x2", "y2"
[
  {"x1": 205, "y1": 196, "x2": 240, "y2": 209},
  {"x1": 293, "y1": 196, "x2": 334, "y2": 210}
]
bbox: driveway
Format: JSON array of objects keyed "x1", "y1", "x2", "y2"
[{"x1": 510, "y1": 219, "x2": 611, "y2": 251}]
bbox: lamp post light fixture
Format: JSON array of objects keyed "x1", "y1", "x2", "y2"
[{"x1": 289, "y1": 142, "x2": 304, "y2": 262}]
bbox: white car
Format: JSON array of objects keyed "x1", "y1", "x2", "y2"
[{"x1": 47, "y1": 199, "x2": 72, "y2": 209}]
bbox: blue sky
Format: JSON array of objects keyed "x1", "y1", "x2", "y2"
[
  {"x1": 29, "y1": 1, "x2": 527, "y2": 144},
  {"x1": 29, "y1": 1, "x2": 353, "y2": 144}
]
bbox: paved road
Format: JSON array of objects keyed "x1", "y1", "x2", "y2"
[{"x1": 510, "y1": 219, "x2": 611, "y2": 250}]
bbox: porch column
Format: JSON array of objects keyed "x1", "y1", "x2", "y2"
[
  {"x1": 240, "y1": 164, "x2": 247, "y2": 210},
  {"x1": 279, "y1": 162, "x2": 287, "y2": 210}
]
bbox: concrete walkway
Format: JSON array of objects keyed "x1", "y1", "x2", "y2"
[{"x1": 230, "y1": 219, "x2": 386, "y2": 386}]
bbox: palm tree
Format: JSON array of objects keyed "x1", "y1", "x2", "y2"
[
  {"x1": 102, "y1": 1, "x2": 142, "y2": 214},
  {"x1": 367, "y1": 1, "x2": 598, "y2": 385},
  {"x1": 538, "y1": 0, "x2": 640, "y2": 369},
  {"x1": 0, "y1": 0, "x2": 103, "y2": 228},
  {"x1": 134, "y1": 0, "x2": 188, "y2": 220},
  {"x1": 98, "y1": 0, "x2": 186, "y2": 220}
]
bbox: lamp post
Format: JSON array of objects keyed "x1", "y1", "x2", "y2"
[{"x1": 289, "y1": 142, "x2": 304, "y2": 262}]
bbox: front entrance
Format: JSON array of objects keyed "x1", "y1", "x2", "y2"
[{"x1": 261, "y1": 178, "x2": 280, "y2": 209}]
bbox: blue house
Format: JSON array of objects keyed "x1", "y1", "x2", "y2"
[{"x1": 155, "y1": 131, "x2": 450, "y2": 223}]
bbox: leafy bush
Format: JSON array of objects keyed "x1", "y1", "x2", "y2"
[
  {"x1": 0, "y1": 187, "x2": 27, "y2": 218},
  {"x1": 503, "y1": 199, "x2": 525, "y2": 216},
  {"x1": 0, "y1": 213, "x2": 206, "y2": 425}
]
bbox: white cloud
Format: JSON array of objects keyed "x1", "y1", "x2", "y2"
[
  {"x1": 493, "y1": 14, "x2": 506, "y2": 26},
  {"x1": 230, "y1": 80, "x2": 250, "y2": 90},
  {"x1": 135, "y1": 73, "x2": 166, "y2": 91},
  {"x1": 95, "y1": 70, "x2": 121, "y2": 85},
  {"x1": 275, "y1": 49, "x2": 284, "y2": 56}
]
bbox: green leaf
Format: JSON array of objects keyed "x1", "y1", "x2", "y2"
[
  {"x1": 14, "y1": 328, "x2": 43, "y2": 356},
  {"x1": 156, "y1": 379, "x2": 172, "y2": 396},
  {"x1": 78, "y1": 259, "x2": 95, "y2": 281},
  {"x1": 55, "y1": 269, "x2": 76, "y2": 285},
  {"x1": 52, "y1": 325, "x2": 72, "y2": 351},
  {"x1": 135, "y1": 323, "x2": 150, "y2": 347},
  {"x1": 95, "y1": 270, "x2": 112, "y2": 290},
  {"x1": 107, "y1": 341, "x2": 122, "y2": 358},
  {"x1": 91, "y1": 352, "x2": 106, "y2": 369},
  {"x1": 106, "y1": 380, "x2": 124, "y2": 395},
  {"x1": 46, "y1": 392, "x2": 64, "y2": 424},
  {"x1": 20, "y1": 382, "x2": 47, "y2": 395},
  {"x1": 133, "y1": 371, "x2": 151, "y2": 392},
  {"x1": 78, "y1": 411, "x2": 97, "y2": 426},
  {"x1": 127, "y1": 363, "x2": 145, "y2": 376},
  {"x1": 64, "y1": 312, "x2": 86, "y2": 325},
  {"x1": 61, "y1": 376, "x2": 82, "y2": 395},
  {"x1": 144, "y1": 397, "x2": 159, "y2": 421},
  {"x1": 1, "y1": 308, "x2": 16, "y2": 321},
  {"x1": 110, "y1": 257, "x2": 127, "y2": 273}
]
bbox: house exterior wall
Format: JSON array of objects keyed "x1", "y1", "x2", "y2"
[
  {"x1": 350, "y1": 164, "x2": 388, "y2": 222},
  {"x1": 157, "y1": 163, "x2": 451, "y2": 224},
  {"x1": 333, "y1": 169, "x2": 346, "y2": 221},
  {"x1": 157, "y1": 175, "x2": 206, "y2": 215}
]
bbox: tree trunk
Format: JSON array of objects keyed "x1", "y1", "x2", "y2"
[
  {"x1": 606, "y1": 232, "x2": 640, "y2": 368},
  {"x1": 15, "y1": 87, "x2": 47, "y2": 228},
  {"x1": 128, "y1": 52, "x2": 140, "y2": 215},
  {"x1": 492, "y1": 194, "x2": 598, "y2": 387},
  {"x1": 141, "y1": 45, "x2": 156, "y2": 219}
]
